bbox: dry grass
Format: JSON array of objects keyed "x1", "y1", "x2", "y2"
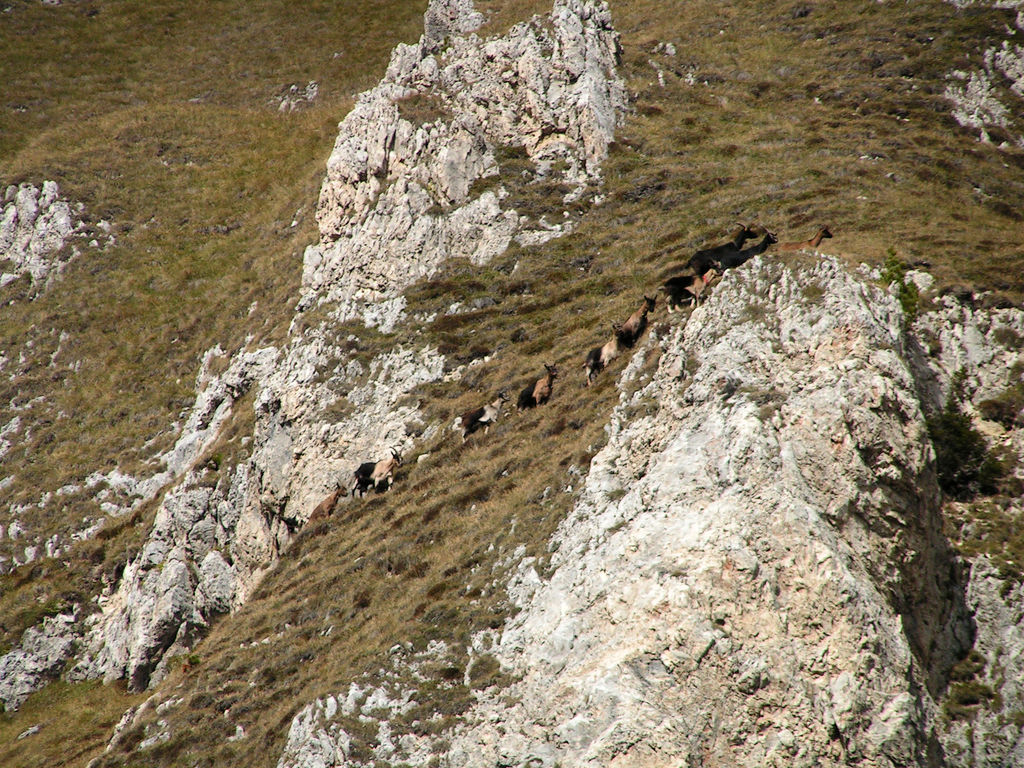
[
  {"x1": 0, "y1": 680, "x2": 145, "y2": 768},
  {"x1": 3, "y1": 0, "x2": 1024, "y2": 765},
  {"x1": 0, "y1": 0, "x2": 428, "y2": 754}
]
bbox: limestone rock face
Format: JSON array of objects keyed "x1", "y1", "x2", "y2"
[
  {"x1": 273, "y1": 256, "x2": 1007, "y2": 768},
  {"x1": 55, "y1": 0, "x2": 632, "y2": 699},
  {"x1": 0, "y1": 181, "x2": 80, "y2": 288},
  {"x1": 302, "y1": 0, "x2": 625, "y2": 322},
  {"x1": 0, "y1": 612, "x2": 77, "y2": 711},
  {"x1": 439, "y1": 256, "x2": 971, "y2": 767},
  {"x1": 911, "y1": 294, "x2": 1024, "y2": 412},
  {"x1": 943, "y1": 560, "x2": 1024, "y2": 766},
  {"x1": 65, "y1": 0, "x2": 624, "y2": 697},
  {"x1": 72, "y1": 336, "x2": 445, "y2": 691}
]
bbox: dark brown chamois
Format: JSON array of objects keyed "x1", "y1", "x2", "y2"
[
  {"x1": 619, "y1": 295, "x2": 656, "y2": 347},
  {"x1": 351, "y1": 448, "x2": 403, "y2": 497},
  {"x1": 584, "y1": 324, "x2": 626, "y2": 387},
  {"x1": 778, "y1": 225, "x2": 832, "y2": 252},
  {"x1": 717, "y1": 230, "x2": 777, "y2": 269},
  {"x1": 459, "y1": 391, "x2": 508, "y2": 442},
  {"x1": 660, "y1": 268, "x2": 719, "y2": 312},
  {"x1": 686, "y1": 223, "x2": 759, "y2": 274},
  {"x1": 517, "y1": 363, "x2": 558, "y2": 410}
]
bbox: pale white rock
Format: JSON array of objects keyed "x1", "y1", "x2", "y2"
[
  {"x1": 912, "y1": 295, "x2": 1024, "y2": 408},
  {"x1": 943, "y1": 557, "x2": 1024, "y2": 765},
  {"x1": 904, "y1": 268, "x2": 935, "y2": 294},
  {"x1": 438, "y1": 256, "x2": 972, "y2": 767},
  {"x1": 73, "y1": 336, "x2": 446, "y2": 692},
  {"x1": 0, "y1": 612, "x2": 78, "y2": 711},
  {"x1": 0, "y1": 181, "x2": 82, "y2": 288},
  {"x1": 303, "y1": 0, "x2": 625, "y2": 318},
  {"x1": 196, "y1": 549, "x2": 235, "y2": 615}
]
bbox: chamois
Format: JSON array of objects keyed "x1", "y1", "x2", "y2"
[
  {"x1": 459, "y1": 391, "x2": 509, "y2": 442},
  {"x1": 351, "y1": 449, "x2": 403, "y2": 497},
  {"x1": 660, "y1": 268, "x2": 719, "y2": 312},
  {"x1": 718, "y1": 230, "x2": 777, "y2": 269},
  {"x1": 619, "y1": 295, "x2": 656, "y2": 347},
  {"x1": 584, "y1": 324, "x2": 626, "y2": 387},
  {"x1": 517, "y1": 363, "x2": 558, "y2": 410},
  {"x1": 778, "y1": 226, "x2": 832, "y2": 252},
  {"x1": 686, "y1": 223, "x2": 758, "y2": 274},
  {"x1": 308, "y1": 483, "x2": 346, "y2": 524}
]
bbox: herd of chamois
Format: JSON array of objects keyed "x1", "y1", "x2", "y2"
[{"x1": 311, "y1": 222, "x2": 832, "y2": 517}]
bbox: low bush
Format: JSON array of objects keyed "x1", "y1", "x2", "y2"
[{"x1": 927, "y1": 389, "x2": 1006, "y2": 500}]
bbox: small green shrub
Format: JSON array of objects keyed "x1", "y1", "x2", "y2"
[
  {"x1": 880, "y1": 248, "x2": 920, "y2": 319},
  {"x1": 927, "y1": 389, "x2": 1006, "y2": 500}
]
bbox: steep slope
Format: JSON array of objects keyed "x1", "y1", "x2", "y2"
[{"x1": 2, "y1": 0, "x2": 1024, "y2": 766}]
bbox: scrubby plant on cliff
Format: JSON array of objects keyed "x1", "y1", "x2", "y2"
[
  {"x1": 880, "y1": 247, "x2": 920, "y2": 319},
  {"x1": 978, "y1": 365, "x2": 1024, "y2": 429},
  {"x1": 927, "y1": 381, "x2": 1006, "y2": 500}
]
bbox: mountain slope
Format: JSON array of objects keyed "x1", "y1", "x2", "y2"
[{"x1": 2, "y1": 0, "x2": 1023, "y2": 766}]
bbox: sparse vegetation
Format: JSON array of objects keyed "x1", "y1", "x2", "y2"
[
  {"x1": 927, "y1": 384, "x2": 1007, "y2": 501},
  {"x1": 880, "y1": 248, "x2": 921, "y2": 319},
  {"x1": 978, "y1": 366, "x2": 1024, "y2": 429},
  {"x1": 945, "y1": 499, "x2": 1024, "y2": 587},
  {"x1": 944, "y1": 650, "x2": 1002, "y2": 722},
  {"x1": 2, "y1": 0, "x2": 1024, "y2": 765},
  {"x1": 396, "y1": 91, "x2": 453, "y2": 126}
]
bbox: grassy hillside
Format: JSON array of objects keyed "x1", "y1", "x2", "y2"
[
  {"x1": 0, "y1": 0, "x2": 427, "y2": 659},
  {"x1": 2, "y1": 0, "x2": 1023, "y2": 766}
]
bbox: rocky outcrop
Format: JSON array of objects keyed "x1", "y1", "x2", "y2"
[
  {"x1": 1, "y1": 181, "x2": 83, "y2": 289},
  {"x1": 274, "y1": 255, "x2": 994, "y2": 767},
  {"x1": 943, "y1": 559, "x2": 1024, "y2": 766},
  {"x1": 71, "y1": 337, "x2": 445, "y2": 690},
  {"x1": 944, "y1": 1, "x2": 1024, "y2": 146},
  {"x1": 440, "y1": 256, "x2": 974, "y2": 767},
  {"x1": 911, "y1": 293, "x2": 1024, "y2": 765},
  {"x1": 0, "y1": 611, "x2": 77, "y2": 711},
  {"x1": 302, "y1": 0, "x2": 625, "y2": 324},
  {"x1": 62, "y1": 0, "x2": 626, "y2": 698}
]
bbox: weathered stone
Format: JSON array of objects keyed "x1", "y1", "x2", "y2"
[
  {"x1": 0, "y1": 612, "x2": 78, "y2": 711},
  {"x1": 303, "y1": 0, "x2": 625, "y2": 322},
  {"x1": 0, "y1": 181, "x2": 82, "y2": 288},
  {"x1": 434, "y1": 256, "x2": 972, "y2": 767}
]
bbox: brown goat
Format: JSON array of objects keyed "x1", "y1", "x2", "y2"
[
  {"x1": 619, "y1": 295, "x2": 656, "y2": 347},
  {"x1": 777, "y1": 225, "x2": 833, "y2": 252},
  {"x1": 308, "y1": 484, "x2": 346, "y2": 524},
  {"x1": 660, "y1": 268, "x2": 719, "y2": 312},
  {"x1": 517, "y1": 363, "x2": 558, "y2": 410},
  {"x1": 584, "y1": 324, "x2": 626, "y2": 386}
]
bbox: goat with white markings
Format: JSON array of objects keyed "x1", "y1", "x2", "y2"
[
  {"x1": 459, "y1": 391, "x2": 508, "y2": 442},
  {"x1": 619, "y1": 295, "x2": 656, "y2": 347},
  {"x1": 660, "y1": 268, "x2": 719, "y2": 312},
  {"x1": 584, "y1": 324, "x2": 626, "y2": 387},
  {"x1": 351, "y1": 448, "x2": 403, "y2": 497},
  {"x1": 778, "y1": 225, "x2": 832, "y2": 252},
  {"x1": 517, "y1": 363, "x2": 558, "y2": 410}
]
